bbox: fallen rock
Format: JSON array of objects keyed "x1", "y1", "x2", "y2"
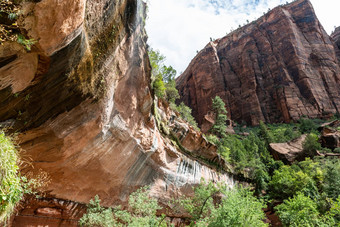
[
  {"x1": 320, "y1": 127, "x2": 340, "y2": 150},
  {"x1": 200, "y1": 111, "x2": 235, "y2": 134},
  {"x1": 318, "y1": 120, "x2": 340, "y2": 131},
  {"x1": 269, "y1": 135, "x2": 318, "y2": 164}
]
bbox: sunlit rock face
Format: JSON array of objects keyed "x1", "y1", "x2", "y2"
[
  {"x1": 176, "y1": 0, "x2": 340, "y2": 126},
  {"x1": 0, "y1": 0, "x2": 235, "y2": 225}
]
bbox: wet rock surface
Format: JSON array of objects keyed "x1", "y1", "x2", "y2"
[
  {"x1": 0, "y1": 0, "x2": 235, "y2": 225},
  {"x1": 176, "y1": 0, "x2": 340, "y2": 126}
]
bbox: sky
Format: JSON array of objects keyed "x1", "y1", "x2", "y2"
[{"x1": 145, "y1": 0, "x2": 340, "y2": 75}]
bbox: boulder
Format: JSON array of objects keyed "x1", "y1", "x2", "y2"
[
  {"x1": 269, "y1": 135, "x2": 318, "y2": 164},
  {"x1": 320, "y1": 127, "x2": 340, "y2": 150}
]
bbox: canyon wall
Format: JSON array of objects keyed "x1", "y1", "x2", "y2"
[
  {"x1": 0, "y1": 0, "x2": 233, "y2": 225},
  {"x1": 176, "y1": 0, "x2": 340, "y2": 126},
  {"x1": 331, "y1": 26, "x2": 340, "y2": 62}
]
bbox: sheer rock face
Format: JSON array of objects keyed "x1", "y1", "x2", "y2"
[
  {"x1": 331, "y1": 26, "x2": 340, "y2": 62},
  {"x1": 0, "y1": 0, "x2": 234, "y2": 225},
  {"x1": 176, "y1": 0, "x2": 340, "y2": 126}
]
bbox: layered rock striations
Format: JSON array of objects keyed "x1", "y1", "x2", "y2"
[
  {"x1": 0, "y1": 0, "x2": 234, "y2": 225},
  {"x1": 331, "y1": 26, "x2": 340, "y2": 62},
  {"x1": 176, "y1": 0, "x2": 340, "y2": 126}
]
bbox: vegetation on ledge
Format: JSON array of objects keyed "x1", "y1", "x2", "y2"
[
  {"x1": 80, "y1": 181, "x2": 268, "y2": 227},
  {"x1": 0, "y1": 131, "x2": 49, "y2": 225}
]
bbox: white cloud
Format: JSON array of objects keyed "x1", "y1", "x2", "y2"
[{"x1": 145, "y1": 0, "x2": 340, "y2": 75}]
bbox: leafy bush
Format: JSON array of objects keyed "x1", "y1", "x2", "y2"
[
  {"x1": 79, "y1": 195, "x2": 117, "y2": 227},
  {"x1": 299, "y1": 118, "x2": 318, "y2": 134},
  {"x1": 323, "y1": 159, "x2": 340, "y2": 200},
  {"x1": 303, "y1": 133, "x2": 322, "y2": 156},
  {"x1": 171, "y1": 102, "x2": 199, "y2": 130},
  {"x1": 0, "y1": 131, "x2": 23, "y2": 223},
  {"x1": 267, "y1": 124, "x2": 301, "y2": 143},
  {"x1": 164, "y1": 79, "x2": 179, "y2": 103},
  {"x1": 333, "y1": 147, "x2": 340, "y2": 153},
  {"x1": 276, "y1": 193, "x2": 334, "y2": 226},
  {"x1": 148, "y1": 48, "x2": 179, "y2": 103},
  {"x1": 0, "y1": 131, "x2": 49, "y2": 224},
  {"x1": 269, "y1": 164, "x2": 319, "y2": 200},
  {"x1": 79, "y1": 186, "x2": 167, "y2": 227},
  {"x1": 258, "y1": 121, "x2": 274, "y2": 145},
  {"x1": 329, "y1": 196, "x2": 340, "y2": 223},
  {"x1": 152, "y1": 74, "x2": 166, "y2": 98},
  {"x1": 177, "y1": 180, "x2": 268, "y2": 226}
]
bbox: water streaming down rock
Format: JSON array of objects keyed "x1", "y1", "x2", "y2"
[
  {"x1": 0, "y1": 0, "x2": 238, "y2": 224},
  {"x1": 167, "y1": 158, "x2": 235, "y2": 188}
]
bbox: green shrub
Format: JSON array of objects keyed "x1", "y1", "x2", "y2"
[
  {"x1": 276, "y1": 193, "x2": 334, "y2": 226},
  {"x1": 152, "y1": 74, "x2": 166, "y2": 98},
  {"x1": 299, "y1": 118, "x2": 318, "y2": 134},
  {"x1": 333, "y1": 147, "x2": 340, "y2": 153},
  {"x1": 258, "y1": 121, "x2": 273, "y2": 145},
  {"x1": 0, "y1": 131, "x2": 23, "y2": 223},
  {"x1": 269, "y1": 165, "x2": 319, "y2": 200},
  {"x1": 79, "y1": 187, "x2": 167, "y2": 227},
  {"x1": 329, "y1": 196, "x2": 340, "y2": 223},
  {"x1": 79, "y1": 195, "x2": 117, "y2": 227},
  {"x1": 267, "y1": 124, "x2": 301, "y2": 143},
  {"x1": 148, "y1": 48, "x2": 180, "y2": 103},
  {"x1": 171, "y1": 102, "x2": 199, "y2": 130},
  {"x1": 164, "y1": 79, "x2": 179, "y2": 103},
  {"x1": 323, "y1": 159, "x2": 340, "y2": 200},
  {"x1": 178, "y1": 180, "x2": 268, "y2": 226},
  {"x1": 303, "y1": 133, "x2": 321, "y2": 156},
  {"x1": 0, "y1": 131, "x2": 49, "y2": 224}
]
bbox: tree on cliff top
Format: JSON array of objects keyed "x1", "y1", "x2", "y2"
[
  {"x1": 148, "y1": 48, "x2": 179, "y2": 103},
  {"x1": 210, "y1": 96, "x2": 228, "y2": 138}
]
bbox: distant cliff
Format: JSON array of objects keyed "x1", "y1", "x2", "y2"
[
  {"x1": 331, "y1": 26, "x2": 340, "y2": 62},
  {"x1": 176, "y1": 0, "x2": 340, "y2": 126}
]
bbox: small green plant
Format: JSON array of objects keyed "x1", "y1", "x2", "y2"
[
  {"x1": 17, "y1": 34, "x2": 36, "y2": 51},
  {"x1": 170, "y1": 102, "x2": 199, "y2": 131},
  {"x1": 333, "y1": 147, "x2": 340, "y2": 153},
  {"x1": 8, "y1": 12, "x2": 17, "y2": 20}
]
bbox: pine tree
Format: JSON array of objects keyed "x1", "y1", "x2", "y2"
[{"x1": 210, "y1": 96, "x2": 228, "y2": 138}]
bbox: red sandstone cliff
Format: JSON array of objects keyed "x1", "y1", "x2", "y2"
[
  {"x1": 0, "y1": 0, "x2": 234, "y2": 225},
  {"x1": 176, "y1": 0, "x2": 340, "y2": 126},
  {"x1": 331, "y1": 26, "x2": 340, "y2": 62}
]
